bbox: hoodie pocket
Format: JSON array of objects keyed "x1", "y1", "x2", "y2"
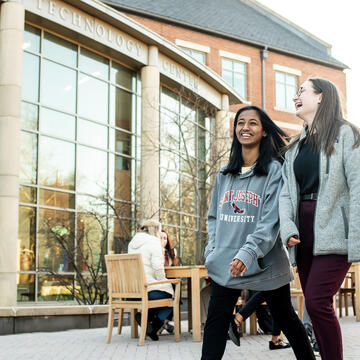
[{"x1": 341, "y1": 206, "x2": 349, "y2": 239}]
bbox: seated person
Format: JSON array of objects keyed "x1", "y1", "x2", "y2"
[
  {"x1": 160, "y1": 229, "x2": 178, "y2": 266},
  {"x1": 128, "y1": 219, "x2": 173, "y2": 341},
  {"x1": 229, "y1": 290, "x2": 291, "y2": 350}
]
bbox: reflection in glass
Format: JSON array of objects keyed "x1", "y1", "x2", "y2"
[
  {"x1": 77, "y1": 213, "x2": 107, "y2": 271},
  {"x1": 17, "y1": 281, "x2": 35, "y2": 302},
  {"x1": 40, "y1": 107, "x2": 75, "y2": 140},
  {"x1": 41, "y1": 59, "x2": 76, "y2": 113},
  {"x1": 181, "y1": 174, "x2": 196, "y2": 214},
  {"x1": 78, "y1": 118, "x2": 107, "y2": 149},
  {"x1": 78, "y1": 73, "x2": 108, "y2": 123},
  {"x1": 23, "y1": 24, "x2": 41, "y2": 53},
  {"x1": 22, "y1": 52, "x2": 40, "y2": 102},
  {"x1": 18, "y1": 206, "x2": 36, "y2": 271},
  {"x1": 77, "y1": 146, "x2": 107, "y2": 196},
  {"x1": 77, "y1": 195, "x2": 107, "y2": 214},
  {"x1": 160, "y1": 168, "x2": 179, "y2": 210},
  {"x1": 43, "y1": 32, "x2": 77, "y2": 68},
  {"x1": 39, "y1": 136, "x2": 75, "y2": 190},
  {"x1": 109, "y1": 129, "x2": 132, "y2": 155},
  {"x1": 38, "y1": 208, "x2": 75, "y2": 273},
  {"x1": 38, "y1": 274, "x2": 74, "y2": 301},
  {"x1": 109, "y1": 154, "x2": 131, "y2": 201},
  {"x1": 79, "y1": 48, "x2": 109, "y2": 80},
  {"x1": 160, "y1": 110, "x2": 179, "y2": 150},
  {"x1": 110, "y1": 86, "x2": 132, "y2": 130},
  {"x1": 180, "y1": 228, "x2": 196, "y2": 265},
  {"x1": 108, "y1": 218, "x2": 132, "y2": 254},
  {"x1": 21, "y1": 102, "x2": 38, "y2": 131},
  {"x1": 39, "y1": 189, "x2": 75, "y2": 209},
  {"x1": 160, "y1": 210, "x2": 180, "y2": 227},
  {"x1": 19, "y1": 186, "x2": 37, "y2": 204},
  {"x1": 111, "y1": 62, "x2": 134, "y2": 90},
  {"x1": 180, "y1": 119, "x2": 196, "y2": 157},
  {"x1": 160, "y1": 150, "x2": 178, "y2": 171},
  {"x1": 20, "y1": 132, "x2": 37, "y2": 184}
]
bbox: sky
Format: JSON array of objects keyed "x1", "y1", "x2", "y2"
[{"x1": 256, "y1": 0, "x2": 359, "y2": 126}]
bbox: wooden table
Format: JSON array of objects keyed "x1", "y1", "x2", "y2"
[
  {"x1": 165, "y1": 265, "x2": 208, "y2": 341},
  {"x1": 349, "y1": 262, "x2": 360, "y2": 321}
]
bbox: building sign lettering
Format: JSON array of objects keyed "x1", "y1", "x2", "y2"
[{"x1": 25, "y1": 0, "x2": 147, "y2": 63}]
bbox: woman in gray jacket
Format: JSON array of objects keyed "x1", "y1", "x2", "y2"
[
  {"x1": 279, "y1": 78, "x2": 360, "y2": 360},
  {"x1": 201, "y1": 105, "x2": 315, "y2": 360}
]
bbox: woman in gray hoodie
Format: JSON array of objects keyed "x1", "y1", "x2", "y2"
[
  {"x1": 201, "y1": 106, "x2": 315, "y2": 360},
  {"x1": 279, "y1": 78, "x2": 360, "y2": 360}
]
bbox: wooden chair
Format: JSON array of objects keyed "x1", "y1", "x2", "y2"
[
  {"x1": 105, "y1": 253, "x2": 181, "y2": 346},
  {"x1": 338, "y1": 272, "x2": 356, "y2": 317},
  {"x1": 290, "y1": 269, "x2": 304, "y2": 320}
]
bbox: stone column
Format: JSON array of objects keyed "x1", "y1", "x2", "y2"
[
  {"x1": 0, "y1": 1, "x2": 24, "y2": 306},
  {"x1": 140, "y1": 46, "x2": 160, "y2": 220},
  {"x1": 215, "y1": 94, "x2": 231, "y2": 169}
]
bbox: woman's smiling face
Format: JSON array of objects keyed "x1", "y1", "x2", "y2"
[
  {"x1": 235, "y1": 109, "x2": 266, "y2": 148},
  {"x1": 293, "y1": 80, "x2": 322, "y2": 123}
]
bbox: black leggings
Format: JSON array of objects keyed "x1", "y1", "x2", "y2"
[
  {"x1": 239, "y1": 290, "x2": 281, "y2": 336},
  {"x1": 201, "y1": 281, "x2": 315, "y2": 360}
]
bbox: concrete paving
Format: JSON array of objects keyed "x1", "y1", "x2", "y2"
[{"x1": 0, "y1": 316, "x2": 359, "y2": 360}]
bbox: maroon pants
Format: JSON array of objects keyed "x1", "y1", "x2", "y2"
[{"x1": 297, "y1": 200, "x2": 351, "y2": 360}]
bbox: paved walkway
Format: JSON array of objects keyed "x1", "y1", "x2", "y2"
[{"x1": 0, "y1": 316, "x2": 359, "y2": 360}]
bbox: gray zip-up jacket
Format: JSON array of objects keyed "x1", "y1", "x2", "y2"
[
  {"x1": 279, "y1": 124, "x2": 360, "y2": 265},
  {"x1": 204, "y1": 160, "x2": 293, "y2": 291}
]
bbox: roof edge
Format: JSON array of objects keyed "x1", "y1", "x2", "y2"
[
  {"x1": 104, "y1": 1, "x2": 348, "y2": 70},
  {"x1": 246, "y1": 0, "x2": 332, "y2": 50}
]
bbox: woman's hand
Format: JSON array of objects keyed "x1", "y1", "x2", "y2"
[
  {"x1": 229, "y1": 259, "x2": 247, "y2": 277},
  {"x1": 287, "y1": 236, "x2": 300, "y2": 247}
]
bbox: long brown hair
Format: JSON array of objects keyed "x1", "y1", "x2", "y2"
[{"x1": 289, "y1": 78, "x2": 359, "y2": 155}]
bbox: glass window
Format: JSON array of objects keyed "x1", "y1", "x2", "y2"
[
  {"x1": 23, "y1": 24, "x2": 40, "y2": 53},
  {"x1": 43, "y1": 32, "x2": 77, "y2": 68},
  {"x1": 17, "y1": 281, "x2": 35, "y2": 302},
  {"x1": 77, "y1": 146, "x2": 107, "y2": 196},
  {"x1": 40, "y1": 107, "x2": 75, "y2": 140},
  {"x1": 38, "y1": 208, "x2": 75, "y2": 273},
  {"x1": 108, "y1": 218, "x2": 132, "y2": 254},
  {"x1": 181, "y1": 48, "x2": 206, "y2": 64},
  {"x1": 18, "y1": 206, "x2": 36, "y2": 271},
  {"x1": 79, "y1": 48, "x2": 109, "y2": 80},
  {"x1": 76, "y1": 195, "x2": 107, "y2": 214},
  {"x1": 39, "y1": 189, "x2": 75, "y2": 209},
  {"x1": 78, "y1": 73, "x2": 108, "y2": 123},
  {"x1": 221, "y1": 58, "x2": 246, "y2": 99},
  {"x1": 111, "y1": 62, "x2": 135, "y2": 90},
  {"x1": 38, "y1": 275, "x2": 74, "y2": 301},
  {"x1": 41, "y1": 59, "x2": 77, "y2": 113},
  {"x1": 275, "y1": 71, "x2": 297, "y2": 111},
  {"x1": 77, "y1": 213, "x2": 107, "y2": 270},
  {"x1": 21, "y1": 102, "x2": 38, "y2": 131},
  {"x1": 19, "y1": 186, "x2": 37, "y2": 204},
  {"x1": 38, "y1": 136, "x2": 75, "y2": 190},
  {"x1": 109, "y1": 153, "x2": 131, "y2": 201},
  {"x1": 181, "y1": 174, "x2": 196, "y2": 214},
  {"x1": 77, "y1": 118, "x2": 108, "y2": 149},
  {"x1": 160, "y1": 168, "x2": 179, "y2": 210},
  {"x1": 22, "y1": 52, "x2": 40, "y2": 102},
  {"x1": 20, "y1": 26, "x2": 139, "y2": 301},
  {"x1": 110, "y1": 86, "x2": 132, "y2": 130},
  {"x1": 109, "y1": 129, "x2": 132, "y2": 155},
  {"x1": 20, "y1": 132, "x2": 37, "y2": 185}
]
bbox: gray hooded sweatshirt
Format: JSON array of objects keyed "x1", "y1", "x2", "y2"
[{"x1": 204, "y1": 159, "x2": 293, "y2": 291}]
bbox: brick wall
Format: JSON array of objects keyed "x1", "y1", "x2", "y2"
[{"x1": 127, "y1": 14, "x2": 346, "y2": 135}]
